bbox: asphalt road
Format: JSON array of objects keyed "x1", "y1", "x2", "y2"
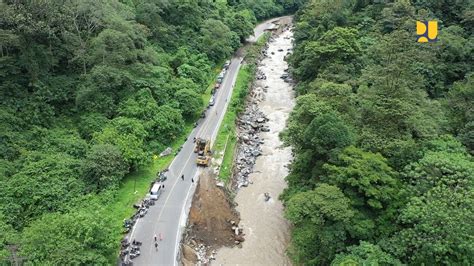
[
  {"x1": 126, "y1": 19, "x2": 280, "y2": 266},
  {"x1": 246, "y1": 15, "x2": 292, "y2": 43}
]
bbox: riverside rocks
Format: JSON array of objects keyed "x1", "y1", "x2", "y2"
[
  {"x1": 231, "y1": 36, "x2": 274, "y2": 190},
  {"x1": 209, "y1": 19, "x2": 295, "y2": 265},
  {"x1": 194, "y1": 244, "x2": 215, "y2": 264},
  {"x1": 256, "y1": 69, "x2": 266, "y2": 80},
  {"x1": 234, "y1": 102, "x2": 269, "y2": 189},
  {"x1": 182, "y1": 18, "x2": 294, "y2": 266}
]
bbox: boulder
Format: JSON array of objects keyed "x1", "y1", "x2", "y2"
[
  {"x1": 183, "y1": 244, "x2": 198, "y2": 262},
  {"x1": 159, "y1": 147, "x2": 172, "y2": 157}
]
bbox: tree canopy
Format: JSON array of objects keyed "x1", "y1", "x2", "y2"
[
  {"x1": 283, "y1": 0, "x2": 474, "y2": 265},
  {"x1": 0, "y1": 0, "x2": 302, "y2": 263}
]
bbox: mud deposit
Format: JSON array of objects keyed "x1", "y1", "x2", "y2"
[
  {"x1": 214, "y1": 28, "x2": 295, "y2": 265},
  {"x1": 182, "y1": 171, "x2": 240, "y2": 265}
]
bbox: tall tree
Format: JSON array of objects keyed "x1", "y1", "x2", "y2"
[
  {"x1": 20, "y1": 208, "x2": 115, "y2": 265},
  {"x1": 93, "y1": 117, "x2": 148, "y2": 169},
  {"x1": 199, "y1": 19, "x2": 240, "y2": 61},
  {"x1": 323, "y1": 146, "x2": 398, "y2": 210},
  {"x1": 82, "y1": 144, "x2": 128, "y2": 191},
  {"x1": 286, "y1": 184, "x2": 354, "y2": 265},
  {"x1": 386, "y1": 186, "x2": 474, "y2": 264},
  {"x1": 332, "y1": 241, "x2": 401, "y2": 266},
  {"x1": 0, "y1": 153, "x2": 84, "y2": 229}
]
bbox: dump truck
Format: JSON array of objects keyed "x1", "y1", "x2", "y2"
[{"x1": 194, "y1": 138, "x2": 211, "y2": 166}]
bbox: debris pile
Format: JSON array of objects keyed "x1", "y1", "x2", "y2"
[
  {"x1": 229, "y1": 220, "x2": 245, "y2": 245},
  {"x1": 256, "y1": 69, "x2": 266, "y2": 80},
  {"x1": 261, "y1": 43, "x2": 269, "y2": 57},
  {"x1": 159, "y1": 147, "x2": 172, "y2": 157},
  {"x1": 190, "y1": 243, "x2": 220, "y2": 264},
  {"x1": 183, "y1": 218, "x2": 246, "y2": 265},
  {"x1": 180, "y1": 18, "x2": 293, "y2": 265},
  {"x1": 234, "y1": 102, "x2": 269, "y2": 189},
  {"x1": 182, "y1": 172, "x2": 241, "y2": 264},
  {"x1": 232, "y1": 34, "x2": 273, "y2": 190}
]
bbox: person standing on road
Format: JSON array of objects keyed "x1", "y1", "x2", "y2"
[
  {"x1": 155, "y1": 242, "x2": 158, "y2": 251},
  {"x1": 191, "y1": 177, "x2": 194, "y2": 183},
  {"x1": 154, "y1": 234, "x2": 157, "y2": 242},
  {"x1": 181, "y1": 174, "x2": 184, "y2": 180}
]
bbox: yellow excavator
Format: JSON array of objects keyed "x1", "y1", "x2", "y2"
[{"x1": 194, "y1": 138, "x2": 211, "y2": 166}]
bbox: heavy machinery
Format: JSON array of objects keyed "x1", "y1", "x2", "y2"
[{"x1": 194, "y1": 138, "x2": 211, "y2": 166}]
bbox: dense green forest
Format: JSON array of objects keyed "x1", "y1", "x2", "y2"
[
  {"x1": 282, "y1": 0, "x2": 473, "y2": 265},
  {"x1": 0, "y1": 0, "x2": 303, "y2": 264}
]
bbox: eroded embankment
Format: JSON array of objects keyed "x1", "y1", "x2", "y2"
[
  {"x1": 182, "y1": 171, "x2": 240, "y2": 265},
  {"x1": 181, "y1": 18, "x2": 295, "y2": 266},
  {"x1": 213, "y1": 25, "x2": 295, "y2": 266}
]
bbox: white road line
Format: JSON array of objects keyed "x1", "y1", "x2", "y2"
[
  {"x1": 133, "y1": 147, "x2": 196, "y2": 255},
  {"x1": 211, "y1": 59, "x2": 242, "y2": 143},
  {"x1": 167, "y1": 128, "x2": 197, "y2": 171},
  {"x1": 198, "y1": 60, "x2": 237, "y2": 139},
  {"x1": 151, "y1": 152, "x2": 195, "y2": 243},
  {"x1": 173, "y1": 171, "x2": 199, "y2": 266},
  {"x1": 128, "y1": 16, "x2": 279, "y2": 264},
  {"x1": 131, "y1": 59, "x2": 242, "y2": 261}
]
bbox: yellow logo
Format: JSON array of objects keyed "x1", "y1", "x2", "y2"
[{"x1": 417, "y1": 21, "x2": 438, "y2": 42}]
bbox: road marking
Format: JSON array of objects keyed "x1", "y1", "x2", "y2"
[
  {"x1": 210, "y1": 59, "x2": 242, "y2": 143},
  {"x1": 129, "y1": 145, "x2": 196, "y2": 256},
  {"x1": 127, "y1": 17, "x2": 278, "y2": 264},
  {"x1": 197, "y1": 68, "x2": 232, "y2": 139},
  {"x1": 130, "y1": 60, "x2": 240, "y2": 261},
  {"x1": 167, "y1": 127, "x2": 198, "y2": 171},
  {"x1": 150, "y1": 152, "x2": 196, "y2": 251},
  {"x1": 173, "y1": 171, "x2": 199, "y2": 266},
  {"x1": 198, "y1": 59, "x2": 237, "y2": 142}
]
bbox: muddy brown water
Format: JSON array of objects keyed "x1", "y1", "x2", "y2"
[{"x1": 213, "y1": 29, "x2": 295, "y2": 265}]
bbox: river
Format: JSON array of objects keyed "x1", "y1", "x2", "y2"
[{"x1": 213, "y1": 27, "x2": 295, "y2": 265}]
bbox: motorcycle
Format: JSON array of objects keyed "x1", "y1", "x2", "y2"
[
  {"x1": 129, "y1": 250, "x2": 141, "y2": 259},
  {"x1": 132, "y1": 239, "x2": 142, "y2": 246},
  {"x1": 138, "y1": 207, "x2": 148, "y2": 218}
]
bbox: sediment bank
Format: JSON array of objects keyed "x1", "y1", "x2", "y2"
[
  {"x1": 181, "y1": 17, "x2": 295, "y2": 265},
  {"x1": 213, "y1": 24, "x2": 295, "y2": 265}
]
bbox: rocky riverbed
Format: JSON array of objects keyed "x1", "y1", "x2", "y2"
[{"x1": 213, "y1": 25, "x2": 295, "y2": 265}]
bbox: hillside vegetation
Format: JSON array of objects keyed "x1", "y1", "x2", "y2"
[
  {"x1": 283, "y1": 0, "x2": 473, "y2": 265},
  {"x1": 0, "y1": 0, "x2": 303, "y2": 264}
]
